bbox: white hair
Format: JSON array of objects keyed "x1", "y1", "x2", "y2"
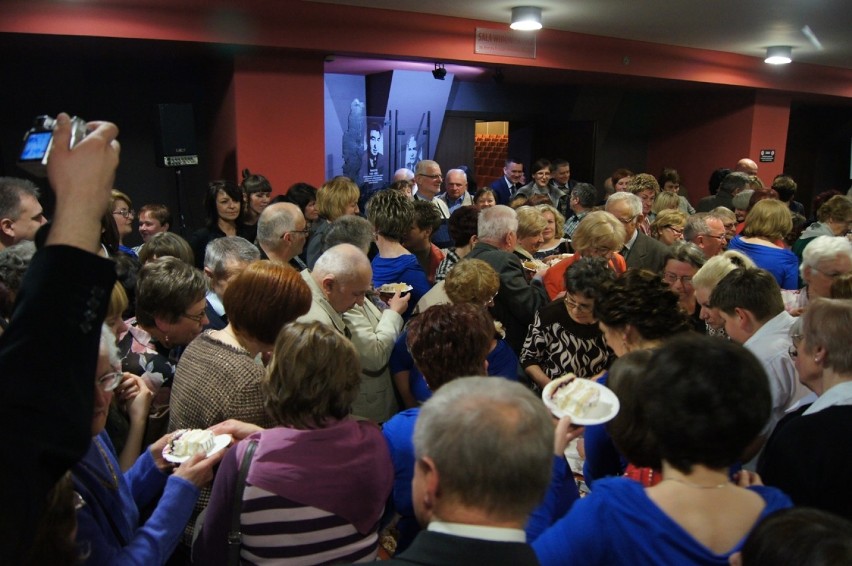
[
  {"x1": 606, "y1": 191, "x2": 642, "y2": 217},
  {"x1": 801, "y1": 235, "x2": 852, "y2": 277},
  {"x1": 477, "y1": 205, "x2": 518, "y2": 241}
]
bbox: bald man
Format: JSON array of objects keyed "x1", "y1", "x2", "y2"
[
  {"x1": 735, "y1": 158, "x2": 758, "y2": 176},
  {"x1": 257, "y1": 202, "x2": 308, "y2": 270}
]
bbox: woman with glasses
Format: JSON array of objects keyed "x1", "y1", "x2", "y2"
[
  {"x1": 727, "y1": 199, "x2": 799, "y2": 289},
  {"x1": 650, "y1": 209, "x2": 687, "y2": 246},
  {"x1": 543, "y1": 211, "x2": 628, "y2": 300},
  {"x1": 662, "y1": 241, "x2": 707, "y2": 332},
  {"x1": 117, "y1": 257, "x2": 209, "y2": 397},
  {"x1": 168, "y1": 260, "x2": 311, "y2": 550},
  {"x1": 516, "y1": 158, "x2": 562, "y2": 207},
  {"x1": 759, "y1": 298, "x2": 852, "y2": 521},
  {"x1": 111, "y1": 189, "x2": 137, "y2": 257},
  {"x1": 521, "y1": 257, "x2": 616, "y2": 392},
  {"x1": 73, "y1": 324, "x2": 223, "y2": 564}
]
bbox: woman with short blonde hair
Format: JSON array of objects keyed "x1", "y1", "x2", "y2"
[
  {"x1": 728, "y1": 199, "x2": 799, "y2": 289},
  {"x1": 306, "y1": 176, "x2": 361, "y2": 268}
]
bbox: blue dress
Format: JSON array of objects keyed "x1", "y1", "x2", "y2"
[
  {"x1": 532, "y1": 478, "x2": 792, "y2": 566},
  {"x1": 727, "y1": 236, "x2": 800, "y2": 290}
]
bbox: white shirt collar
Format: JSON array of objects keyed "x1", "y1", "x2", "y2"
[
  {"x1": 428, "y1": 520, "x2": 526, "y2": 543},
  {"x1": 624, "y1": 228, "x2": 639, "y2": 250},
  {"x1": 206, "y1": 290, "x2": 225, "y2": 316},
  {"x1": 804, "y1": 380, "x2": 852, "y2": 415}
]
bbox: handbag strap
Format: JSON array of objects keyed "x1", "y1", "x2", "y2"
[{"x1": 228, "y1": 439, "x2": 258, "y2": 565}]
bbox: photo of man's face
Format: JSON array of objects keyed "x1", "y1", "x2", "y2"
[
  {"x1": 406, "y1": 137, "x2": 417, "y2": 162},
  {"x1": 369, "y1": 129, "x2": 381, "y2": 157}
]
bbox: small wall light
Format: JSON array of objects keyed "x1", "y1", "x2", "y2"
[
  {"x1": 510, "y1": 6, "x2": 542, "y2": 31},
  {"x1": 765, "y1": 46, "x2": 793, "y2": 65}
]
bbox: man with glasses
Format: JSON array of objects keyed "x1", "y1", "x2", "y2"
[
  {"x1": 257, "y1": 202, "x2": 309, "y2": 270},
  {"x1": 490, "y1": 158, "x2": 525, "y2": 206},
  {"x1": 414, "y1": 160, "x2": 451, "y2": 248},
  {"x1": 684, "y1": 212, "x2": 728, "y2": 258},
  {"x1": 605, "y1": 192, "x2": 668, "y2": 273},
  {"x1": 710, "y1": 267, "x2": 814, "y2": 467}
]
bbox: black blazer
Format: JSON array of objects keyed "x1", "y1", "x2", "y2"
[
  {"x1": 467, "y1": 242, "x2": 547, "y2": 354},
  {"x1": 489, "y1": 177, "x2": 513, "y2": 206},
  {"x1": 381, "y1": 530, "x2": 541, "y2": 566},
  {"x1": 204, "y1": 299, "x2": 228, "y2": 331},
  {"x1": 0, "y1": 246, "x2": 116, "y2": 558}
]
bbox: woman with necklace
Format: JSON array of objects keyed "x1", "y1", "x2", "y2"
[
  {"x1": 73, "y1": 325, "x2": 224, "y2": 564},
  {"x1": 532, "y1": 334, "x2": 792, "y2": 565}
]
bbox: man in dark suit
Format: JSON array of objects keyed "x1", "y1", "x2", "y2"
[
  {"x1": 0, "y1": 114, "x2": 120, "y2": 559},
  {"x1": 467, "y1": 205, "x2": 548, "y2": 354},
  {"x1": 202, "y1": 235, "x2": 260, "y2": 330},
  {"x1": 606, "y1": 192, "x2": 669, "y2": 273},
  {"x1": 381, "y1": 377, "x2": 552, "y2": 566},
  {"x1": 489, "y1": 158, "x2": 524, "y2": 206}
]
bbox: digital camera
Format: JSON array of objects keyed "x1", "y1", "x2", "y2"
[{"x1": 18, "y1": 115, "x2": 87, "y2": 177}]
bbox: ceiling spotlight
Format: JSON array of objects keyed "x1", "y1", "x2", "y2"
[
  {"x1": 432, "y1": 63, "x2": 447, "y2": 80},
  {"x1": 510, "y1": 6, "x2": 542, "y2": 31},
  {"x1": 765, "y1": 46, "x2": 793, "y2": 65}
]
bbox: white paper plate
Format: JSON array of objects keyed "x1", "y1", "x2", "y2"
[
  {"x1": 542, "y1": 375, "x2": 619, "y2": 425},
  {"x1": 163, "y1": 432, "x2": 232, "y2": 463},
  {"x1": 377, "y1": 283, "x2": 413, "y2": 294}
]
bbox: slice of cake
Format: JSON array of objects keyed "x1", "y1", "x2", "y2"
[
  {"x1": 552, "y1": 378, "x2": 600, "y2": 418},
  {"x1": 170, "y1": 429, "x2": 215, "y2": 458}
]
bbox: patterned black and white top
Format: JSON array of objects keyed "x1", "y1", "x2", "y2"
[{"x1": 520, "y1": 299, "x2": 615, "y2": 384}]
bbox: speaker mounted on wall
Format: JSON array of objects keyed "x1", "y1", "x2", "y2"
[{"x1": 154, "y1": 103, "x2": 199, "y2": 168}]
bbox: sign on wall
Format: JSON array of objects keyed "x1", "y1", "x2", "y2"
[{"x1": 475, "y1": 28, "x2": 537, "y2": 59}]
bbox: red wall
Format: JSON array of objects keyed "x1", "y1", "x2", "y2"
[{"x1": 231, "y1": 54, "x2": 325, "y2": 194}]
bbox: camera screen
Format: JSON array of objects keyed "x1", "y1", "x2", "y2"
[{"x1": 20, "y1": 131, "x2": 52, "y2": 161}]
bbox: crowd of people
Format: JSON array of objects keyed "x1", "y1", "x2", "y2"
[{"x1": 2, "y1": 126, "x2": 852, "y2": 565}]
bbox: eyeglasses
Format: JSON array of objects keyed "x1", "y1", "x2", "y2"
[
  {"x1": 112, "y1": 209, "x2": 135, "y2": 218},
  {"x1": 286, "y1": 229, "x2": 310, "y2": 237},
  {"x1": 706, "y1": 232, "x2": 727, "y2": 242},
  {"x1": 663, "y1": 226, "x2": 684, "y2": 236},
  {"x1": 182, "y1": 311, "x2": 207, "y2": 324},
  {"x1": 563, "y1": 294, "x2": 594, "y2": 313},
  {"x1": 96, "y1": 370, "x2": 122, "y2": 392},
  {"x1": 616, "y1": 215, "x2": 637, "y2": 225},
  {"x1": 663, "y1": 272, "x2": 693, "y2": 286},
  {"x1": 788, "y1": 334, "x2": 802, "y2": 359},
  {"x1": 418, "y1": 173, "x2": 442, "y2": 180}
]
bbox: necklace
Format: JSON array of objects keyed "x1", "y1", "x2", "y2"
[
  {"x1": 662, "y1": 477, "x2": 729, "y2": 489},
  {"x1": 78, "y1": 437, "x2": 119, "y2": 491}
]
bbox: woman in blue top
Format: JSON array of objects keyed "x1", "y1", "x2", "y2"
[
  {"x1": 367, "y1": 189, "x2": 430, "y2": 320},
  {"x1": 73, "y1": 325, "x2": 223, "y2": 565},
  {"x1": 382, "y1": 303, "x2": 494, "y2": 553},
  {"x1": 727, "y1": 199, "x2": 799, "y2": 290},
  {"x1": 390, "y1": 258, "x2": 519, "y2": 408},
  {"x1": 532, "y1": 334, "x2": 793, "y2": 565}
]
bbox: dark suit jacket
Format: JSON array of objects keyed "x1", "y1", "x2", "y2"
[
  {"x1": 696, "y1": 191, "x2": 734, "y2": 213},
  {"x1": 623, "y1": 232, "x2": 669, "y2": 273},
  {"x1": 381, "y1": 530, "x2": 540, "y2": 566},
  {"x1": 204, "y1": 299, "x2": 227, "y2": 331},
  {"x1": 489, "y1": 177, "x2": 513, "y2": 206},
  {"x1": 467, "y1": 242, "x2": 547, "y2": 354},
  {"x1": 0, "y1": 246, "x2": 116, "y2": 558}
]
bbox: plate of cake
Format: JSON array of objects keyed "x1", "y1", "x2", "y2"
[
  {"x1": 376, "y1": 282, "x2": 413, "y2": 294},
  {"x1": 522, "y1": 259, "x2": 548, "y2": 271},
  {"x1": 163, "y1": 429, "x2": 232, "y2": 463},
  {"x1": 542, "y1": 374, "x2": 619, "y2": 425}
]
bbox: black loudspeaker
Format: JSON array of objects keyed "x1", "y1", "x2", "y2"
[{"x1": 154, "y1": 103, "x2": 199, "y2": 168}]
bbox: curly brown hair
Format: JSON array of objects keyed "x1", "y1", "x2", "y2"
[
  {"x1": 407, "y1": 303, "x2": 493, "y2": 391},
  {"x1": 263, "y1": 321, "x2": 361, "y2": 429},
  {"x1": 594, "y1": 269, "x2": 691, "y2": 340}
]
